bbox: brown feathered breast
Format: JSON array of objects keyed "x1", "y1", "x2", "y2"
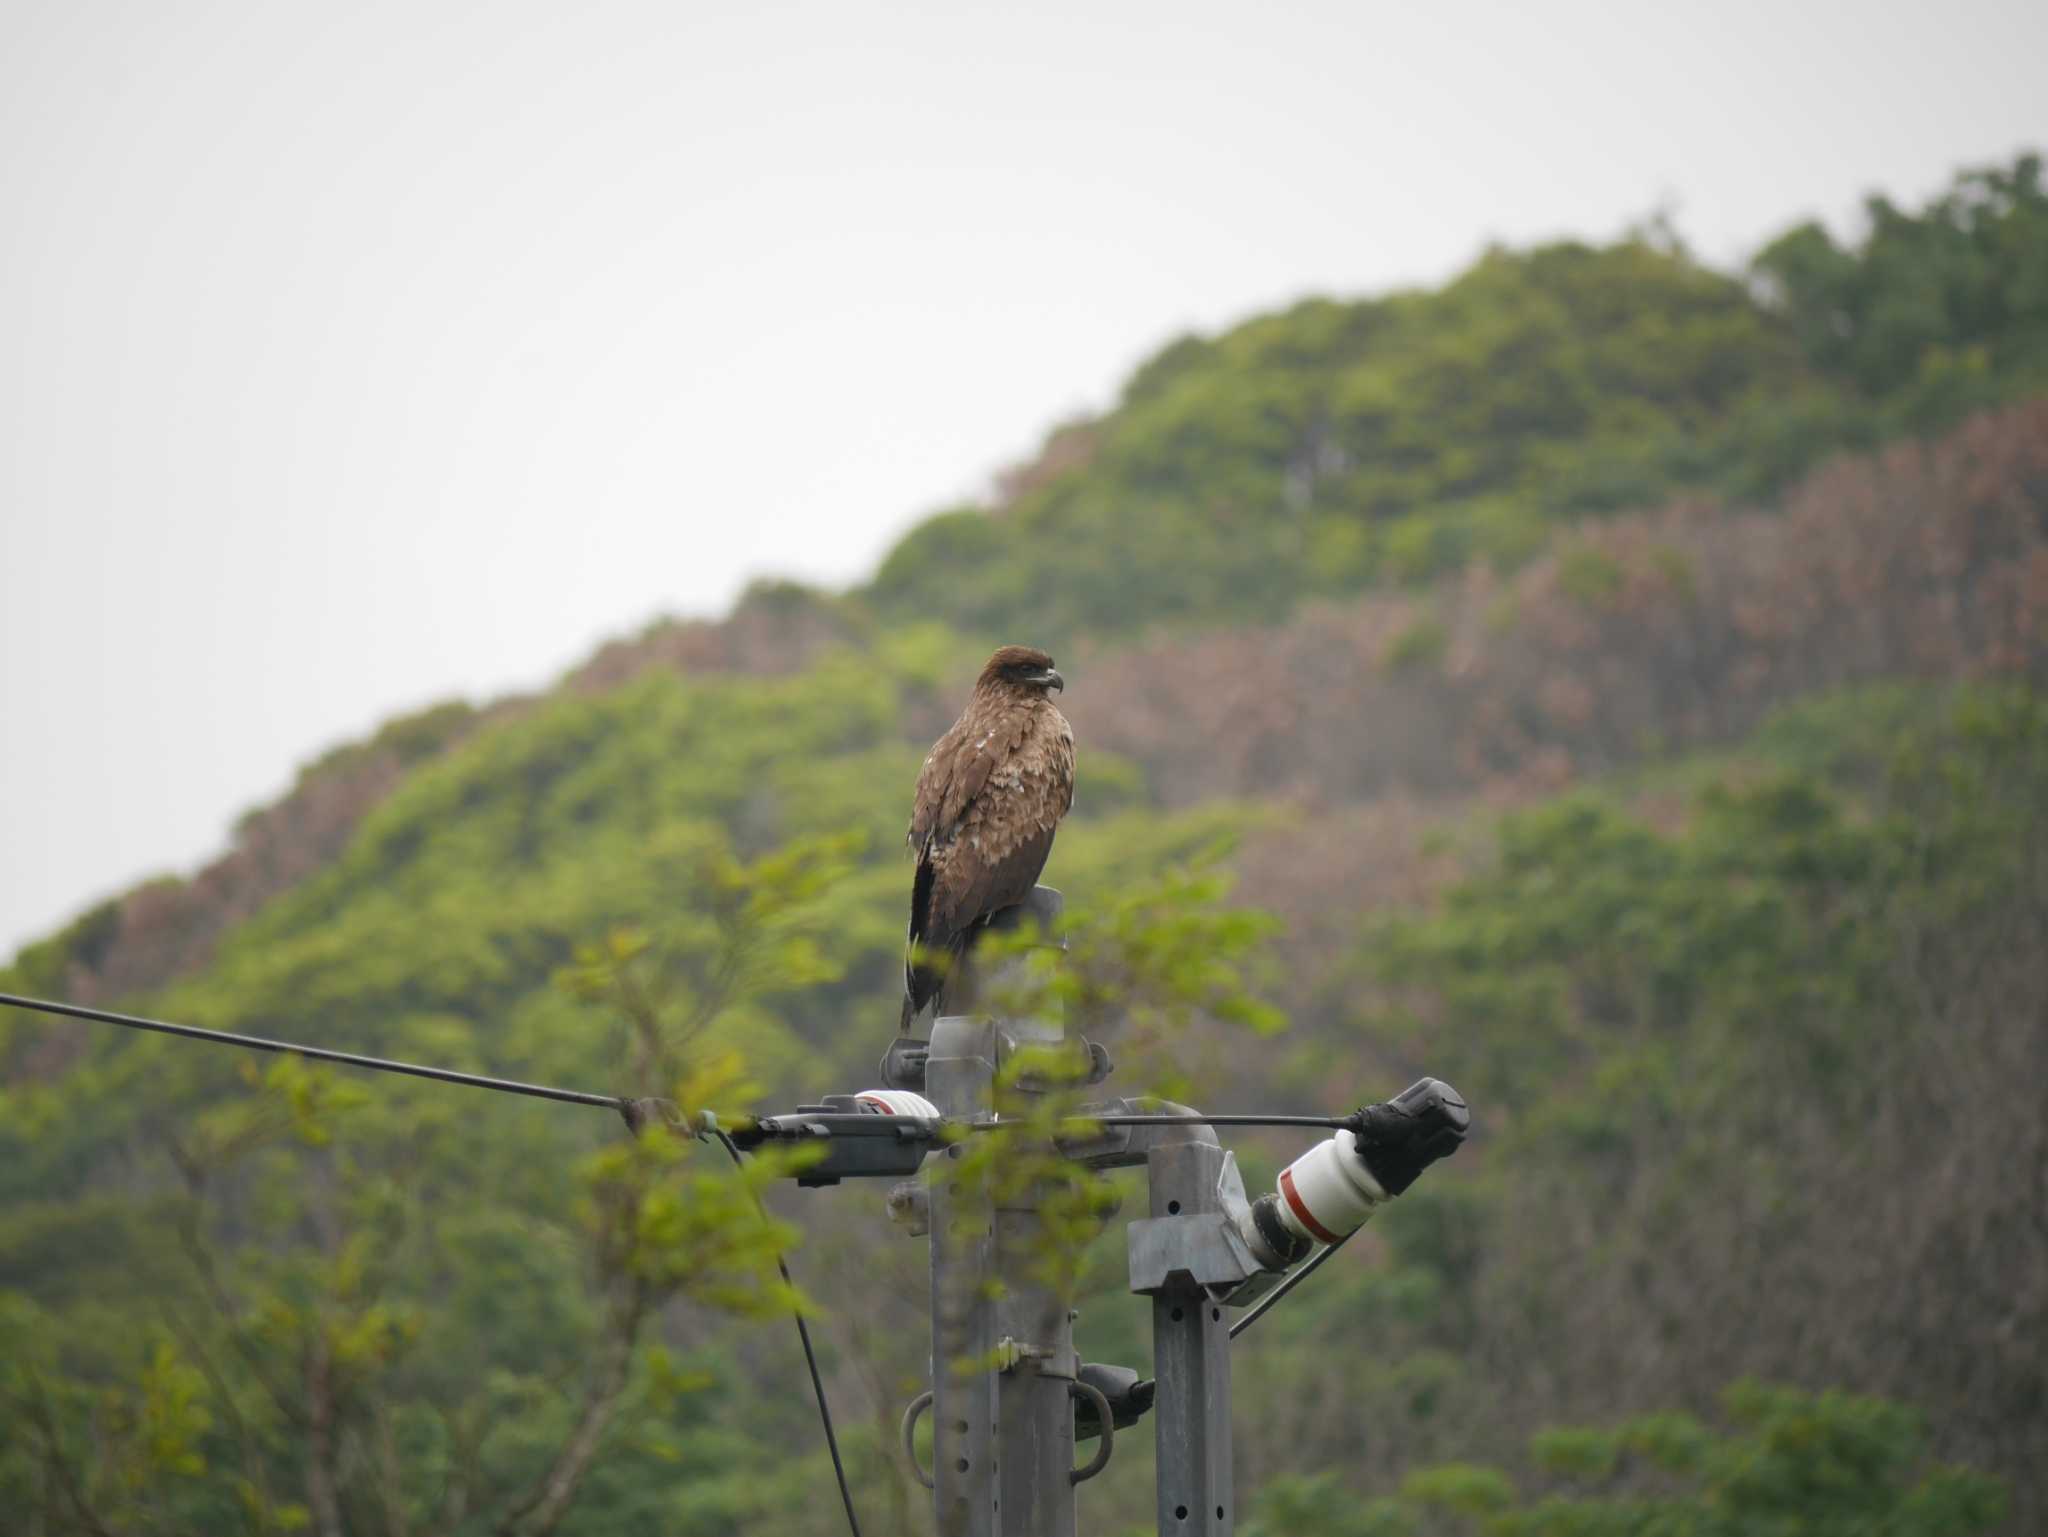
[{"x1": 901, "y1": 646, "x2": 1075, "y2": 1030}]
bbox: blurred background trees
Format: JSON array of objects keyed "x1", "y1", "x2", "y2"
[{"x1": 6, "y1": 152, "x2": 2047, "y2": 1533}]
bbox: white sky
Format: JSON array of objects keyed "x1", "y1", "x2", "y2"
[{"x1": 3, "y1": 0, "x2": 2044, "y2": 957}]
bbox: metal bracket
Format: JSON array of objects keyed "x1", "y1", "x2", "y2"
[
  {"x1": 877, "y1": 1035, "x2": 929, "y2": 1091},
  {"x1": 1128, "y1": 1150, "x2": 1266, "y2": 1297},
  {"x1": 1068, "y1": 1380, "x2": 1114, "y2": 1483},
  {"x1": 901, "y1": 1389, "x2": 936, "y2": 1490},
  {"x1": 999, "y1": 1032, "x2": 1115, "y2": 1092},
  {"x1": 743, "y1": 1104, "x2": 940, "y2": 1186},
  {"x1": 993, "y1": 1335, "x2": 1054, "y2": 1373}
]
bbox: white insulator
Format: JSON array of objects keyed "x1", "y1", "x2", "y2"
[
  {"x1": 854, "y1": 1088, "x2": 940, "y2": 1118},
  {"x1": 1273, "y1": 1129, "x2": 1388, "y2": 1245}
]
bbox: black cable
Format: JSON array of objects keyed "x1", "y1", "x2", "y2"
[
  {"x1": 0, "y1": 992, "x2": 625, "y2": 1112},
  {"x1": 10, "y1": 990, "x2": 1338, "y2": 1488},
  {"x1": 1228, "y1": 1223, "x2": 1358, "y2": 1341},
  {"x1": 3, "y1": 993, "x2": 1351, "y2": 1139},
  {"x1": 4, "y1": 992, "x2": 864, "y2": 1534},
  {"x1": 971, "y1": 1112, "x2": 1348, "y2": 1131},
  {"x1": 708, "y1": 1128, "x2": 863, "y2": 1537}
]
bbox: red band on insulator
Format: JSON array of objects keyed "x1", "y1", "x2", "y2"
[
  {"x1": 857, "y1": 1095, "x2": 894, "y2": 1114},
  {"x1": 1279, "y1": 1167, "x2": 1343, "y2": 1245}
]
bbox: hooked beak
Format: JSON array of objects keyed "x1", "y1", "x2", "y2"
[{"x1": 1031, "y1": 667, "x2": 1065, "y2": 693}]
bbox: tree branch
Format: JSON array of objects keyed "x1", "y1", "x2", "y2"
[
  {"x1": 431, "y1": 1404, "x2": 480, "y2": 1537},
  {"x1": 373, "y1": 1398, "x2": 411, "y2": 1537},
  {"x1": 303, "y1": 1333, "x2": 345, "y2": 1537},
  {"x1": 156, "y1": 1302, "x2": 274, "y2": 1533},
  {"x1": 15, "y1": 1373, "x2": 120, "y2": 1537},
  {"x1": 166, "y1": 1172, "x2": 306, "y2": 1429},
  {"x1": 493, "y1": 1280, "x2": 649, "y2": 1537}
]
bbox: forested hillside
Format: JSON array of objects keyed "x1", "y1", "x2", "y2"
[
  {"x1": 4, "y1": 153, "x2": 2046, "y2": 1536},
  {"x1": 869, "y1": 152, "x2": 2048, "y2": 640}
]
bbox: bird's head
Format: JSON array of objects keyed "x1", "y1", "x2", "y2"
[{"x1": 978, "y1": 644, "x2": 1065, "y2": 696}]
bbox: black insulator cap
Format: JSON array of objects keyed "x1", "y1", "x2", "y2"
[
  {"x1": 1250, "y1": 1192, "x2": 1314, "y2": 1266},
  {"x1": 1073, "y1": 1362, "x2": 1155, "y2": 1441},
  {"x1": 1347, "y1": 1077, "x2": 1469, "y2": 1196}
]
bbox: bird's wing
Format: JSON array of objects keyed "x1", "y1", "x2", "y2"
[
  {"x1": 908, "y1": 703, "x2": 1022, "y2": 853},
  {"x1": 907, "y1": 728, "x2": 955, "y2": 853},
  {"x1": 924, "y1": 707, "x2": 1075, "y2": 944}
]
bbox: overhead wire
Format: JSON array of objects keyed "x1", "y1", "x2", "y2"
[
  {"x1": 0, "y1": 990, "x2": 863, "y2": 1537},
  {"x1": 0, "y1": 991, "x2": 625, "y2": 1110},
  {"x1": 707, "y1": 1128, "x2": 864, "y2": 1537},
  {"x1": 0, "y1": 995, "x2": 1353, "y2": 1137},
  {"x1": 5, "y1": 986, "x2": 1352, "y2": 1527},
  {"x1": 975, "y1": 1111, "x2": 1350, "y2": 1130}
]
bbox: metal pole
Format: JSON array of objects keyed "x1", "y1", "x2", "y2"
[
  {"x1": 925, "y1": 1011, "x2": 1000, "y2": 1537},
  {"x1": 922, "y1": 887, "x2": 1077, "y2": 1537},
  {"x1": 990, "y1": 1002, "x2": 1080, "y2": 1537},
  {"x1": 1143, "y1": 1138, "x2": 1236, "y2": 1536}
]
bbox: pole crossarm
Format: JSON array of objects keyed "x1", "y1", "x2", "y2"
[{"x1": 733, "y1": 1016, "x2": 1469, "y2": 1531}]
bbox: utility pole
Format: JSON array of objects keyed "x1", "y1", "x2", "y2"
[
  {"x1": 1138, "y1": 1125, "x2": 1240, "y2": 1531},
  {"x1": 746, "y1": 886, "x2": 1469, "y2": 1536},
  {"x1": 911, "y1": 885, "x2": 1092, "y2": 1536}
]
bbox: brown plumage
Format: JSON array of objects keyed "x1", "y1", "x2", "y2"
[{"x1": 900, "y1": 645, "x2": 1075, "y2": 1032}]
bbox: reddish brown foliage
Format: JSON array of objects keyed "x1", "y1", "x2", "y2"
[
  {"x1": 47, "y1": 590, "x2": 857, "y2": 1009},
  {"x1": 51, "y1": 744, "x2": 417, "y2": 1009},
  {"x1": 46, "y1": 400, "x2": 2048, "y2": 1016},
  {"x1": 991, "y1": 417, "x2": 1100, "y2": 509},
  {"x1": 564, "y1": 583, "x2": 859, "y2": 694},
  {"x1": 1071, "y1": 399, "x2": 2048, "y2": 807}
]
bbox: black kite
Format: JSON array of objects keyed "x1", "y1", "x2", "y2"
[{"x1": 899, "y1": 645, "x2": 1075, "y2": 1031}]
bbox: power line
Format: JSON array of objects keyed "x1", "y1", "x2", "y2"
[
  {"x1": 1041, "y1": 1112, "x2": 1350, "y2": 1130},
  {"x1": 1, "y1": 994, "x2": 1357, "y2": 1137},
  {"x1": 6, "y1": 987, "x2": 1349, "y2": 1521},
  {"x1": 709, "y1": 1129, "x2": 864, "y2": 1537},
  {"x1": 0, "y1": 992, "x2": 626, "y2": 1111},
  {"x1": 2, "y1": 989, "x2": 864, "y2": 1536}
]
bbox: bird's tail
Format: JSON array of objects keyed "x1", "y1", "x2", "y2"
[
  {"x1": 899, "y1": 958, "x2": 944, "y2": 1036},
  {"x1": 899, "y1": 931, "x2": 964, "y2": 1035}
]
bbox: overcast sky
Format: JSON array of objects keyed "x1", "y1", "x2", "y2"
[{"x1": 3, "y1": 0, "x2": 2043, "y2": 957}]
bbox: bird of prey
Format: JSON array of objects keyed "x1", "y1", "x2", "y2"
[{"x1": 900, "y1": 645, "x2": 1075, "y2": 1032}]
